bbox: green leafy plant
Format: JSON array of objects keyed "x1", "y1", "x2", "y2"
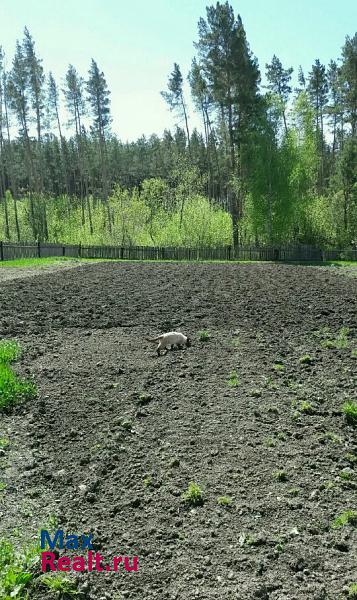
[
  {"x1": 325, "y1": 431, "x2": 343, "y2": 444},
  {"x1": 227, "y1": 371, "x2": 240, "y2": 387},
  {"x1": 273, "y1": 470, "x2": 288, "y2": 482},
  {"x1": 40, "y1": 573, "x2": 79, "y2": 596},
  {"x1": 332, "y1": 510, "x2": 357, "y2": 529},
  {"x1": 339, "y1": 470, "x2": 353, "y2": 481},
  {"x1": 217, "y1": 496, "x2": 232, "y2": 506},
  {"x1": 0, "y1": 340, "x2": 21, "y2": 364},
  {"x1": 0, "y1": 362, "x2": 36, "y2": 411},
  {"x1": 345, "y1": 453, "x2": 357, "y2": 465},
  {"x1": 348, "y1": 583, "x2": 357, "y2": 599},
  {"x1": 299, "y1": 354, "x2": 313, "y2": 364},
  {"x1": 182, "y1": 482, "x2": 204, "y2": 506},
  {"x1": 273, "y1": 362, "x2": 284, "y2": 371},
  {"x1": 0, "y1": 537, "x2": 40, "y2": 599},
  {"x1": 198, "y1": 330, "x2": 210, "y2": 342},
  {"x1": 342, "y1": 402, "x2": 357, "y2": 426},
  {"x1": 320, "y1": 326, "x2": 350, "y2": 349},
  {"x1": 299, "y1": 400, "x2": 313, "y2": 414}
]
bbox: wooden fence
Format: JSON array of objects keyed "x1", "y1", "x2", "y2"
[{"x1": 0, "y1": 241, "x2": 356, "y2": 263}]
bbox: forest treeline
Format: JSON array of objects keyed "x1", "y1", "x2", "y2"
[{"x1": 0, "y1": 2, "x2": 356, "y2": 247}]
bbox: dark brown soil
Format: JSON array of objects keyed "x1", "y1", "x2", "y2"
[{"x1": 0, "y1": 261, "x2": 356, "y2": 600}]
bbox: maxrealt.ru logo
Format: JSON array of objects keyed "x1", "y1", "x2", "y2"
[{"x1": 40, "y1": 530, "x2": 139, "y2": 573}]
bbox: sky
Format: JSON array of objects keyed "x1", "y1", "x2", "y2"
[{"x1": 0, "y1": 0, "x2": 356, "y2": 141}]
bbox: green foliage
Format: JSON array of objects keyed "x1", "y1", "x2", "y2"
[
  {"x1": 217, "y1": 496, "x2": 232, "y2": 506},
  {"x1": 331, "y1": 510, "x2": 357, "y2": 528},
  {"x1": 0, "y1": 341, "x2": 36, "y2": 411},
  {"x1": 40, "y1": 573, "x2": 79, "y2": 596},
  {"x1": 0, "y1": 537, "x2": 39, "y2": 599},
  {"x1": 198, "y1": 330, "x2": 210, "y2": 342},
  {"x1": 273, "y1": 362, "x2": 284, "y2": 371},
  {"x1": 182, "y1": 482, "x2": 204, "y2": 506},
  {"x1": 320, "y1": 326, "x2": 350, "y2": 349},
  {"x1": 342, "y1": 401, "x2": 357, "y2": 426},
  {"x1": 0, "y1": 341, "x2": 21, "y2": 364},
  {"x1": 299, "y1": 401, "x2": 313, "y2": 414},
  {"x1": 227, "y1": 371, "x2": 240, "y2": 387},
  {"x1": 273, "y1": 470, "x2": 288, "y2": 482},
  {"x1": 299, "y1": 354, "x2": 313, "y2": 364},
  {"x1": 348, "y1": 583, "x2": 357, "y2": 599},
  {"x1": 0, "y1": 363, "x2": 36, "y2": 410}
]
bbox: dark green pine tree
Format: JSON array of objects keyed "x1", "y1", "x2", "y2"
[
  {"x1": 23, "y1": 28, "x2": 45, "y2": 194},
  {"x1": 86, "y1": 58, "x2": 111, "y2": 206},
  {"x1": 63, "y1": 64, "x2": 87, "y2": 205},
  {"x1": 327, "y1": 60, "x2": 343, "y2": 157},
  {"x1": 23, "y1": 28, "x2": 44, "y2": 143},
  {"x1": 196, "y1": 1, "x2": 261, "y2": 246},
  {"x1": 265, "y1": 55, "x2": 293, "y2": 135},
  {"x1": 308, "y1": 59, "x2": 329, "y2": 189},
  {"x1": 340, "y1": 33, "x2": 357, "y2": 136},
  {"x1": 161, "y1": 63, "x2": 191, "y2": 152}
]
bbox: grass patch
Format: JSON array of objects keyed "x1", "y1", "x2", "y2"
[
  {"x1": 339, "y1": 470, "x2": 353, "y2": 481},
  {"x1": 0, "y1": 340, "x2": 21, "y2": 364},
  {"x1": 273, "y1": 362, "x2": 285, "y2": 371},
  {"x1": 331, "y1": 510, "x2": 357, "y2": 529},
  {"x1": 325, "y1": 431, "x2": 343, "y2": 444},
  {"x1": 299, "y1": 354, "x2": 313, "y2": 365},
  {"x1": 217, "y1": 496, "x2": 232, "y2": 506},
  {"x1": 0, "y1": 340, "x2": 36, "y2": 411},
  {"x1": 182, "y1": 482, "x2": 204, "y2": 506},
  {"x1": 348, "y1": 583, "x2": 357, "y2": 599},
  {"x1": 0, "y1": 257, "x2": 82, "y2": 269},
  {"x1": 0, "y1": 438, "x2": 9, "y2": 449},
  {"x1": 320, "y1": 326, "x2": 350, "y2": 350},
  {"x1": 0, "y1": 362, "x2": 36, "y2": 411},
  {"x1": 227, "y1": 371, "x2": 240, "y2": 387},
  {"x1": 345, "y1": 453, "x2": 357, "y2": 465},
  {"x1": 273, "y1": 470, "x2": 288, "y2": 482},
  {"x1": 198, "y1": 330, "x2": 210, "y2": 342},
  {"x1": 299, "y1": 400, "x2": 314, "y2": 414},
  {"x1": 0, "y1": 537, "x2": 39, "y2": 599},
  {"x1": 40, "y1": 573, "x2": 78, "y2": 596},
  {"x1": 342, "y1": 402, "x2": 357, "y2": 427}
]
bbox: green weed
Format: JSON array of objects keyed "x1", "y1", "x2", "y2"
[
  {"x1": 182, "y1": 482, "x2": 204, "y2": 506},
  {"x1": 332, "y1": 510, "x2": 357, "y2": 528},
  {"x1": 299, "y1": 401, "x2": 313, "y2": 414},
  {"x1": 342, "y1": 402, "x2": 357, "y2": 426},
  {"x1": 198, "y1": 330, "x2": 210, "y2": 342},
  {"x1": 0, "y1": 340, "x2": 21, "y2": 364},
  {"x1": 299, "y1": 354, "x2": 313, "y2": 365},
  {"x1": 273, "y1": 470, "x2": 288, "y2": 482},
  {"x1": 0, "y1": 362, "x2": 36, "y2": 411},
  {"x1": 348, "y1": 583, "x2": 357, "y2": 599},
  {"x1": 227, "y1": 371, "x2": 240, "y2": 387},
  {"x1": 40, "y1": 573, "x2": 79, "y2": 596},
  {"x1": 217, "y1": 496, "x2": 232, "y2": 506},
  {"x1": 273, "y1": 363, "x2": 285, "y2": 371}
]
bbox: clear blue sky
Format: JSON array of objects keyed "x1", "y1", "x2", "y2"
[{"x1": 0, "y1": 0, "x2": 356, "y2": 141}]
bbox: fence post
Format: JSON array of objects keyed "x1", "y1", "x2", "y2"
[
  {"x1": 62, "y1": 245, "x2": 66, "y2": 256},
  {"x1": 0, "y1": 241, "x2": 3, "y2": 261},
  {"x1": 78, "y1": 243, "x2": 82, "y2": 258},
  {"x1": 38, "y1": 240, "x2": 41, "y2": 258}
]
